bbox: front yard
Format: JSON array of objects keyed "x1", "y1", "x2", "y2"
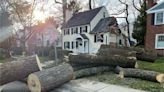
[
  {"x1": 87, "y1": 57, "x2": 164, "y2": 92},
  {"x1": 0, "y1": 55, "x2": 163, "y2": 92}
]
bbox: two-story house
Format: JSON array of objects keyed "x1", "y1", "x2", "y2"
[
  {"x1": 14, "y1": 20, "x2": 61, "y2": 54},
  {"x1": 62, "y1": 6, "x2": 126, "y2": 54},
  {"x1": 146, "y1": 0, "x2": 164, "y2": 56}
]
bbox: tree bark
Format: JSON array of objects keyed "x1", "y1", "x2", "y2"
[
  {"x1": 75, "y1": 66, "x2": 115, "y2": 78},
  {"x1": 136, "y1": 52, "x2": 157, "y2": 63},
  {"x1": 69, "y1": 54, "x2": 137, "y2": 68},
  {"x1": 115, "y1": 66, "x2": 164, "y2": 83},
  {"x1": 71, "y1": 63, "x2": 107, "y2": 71},
  {"x1": 97, "y1": 47, "x2": 136, "y2": 58},
  {"x1": 0, "y1": 55, "x2": 42, "y2": 85},
  {"x1": 27, "y1": 63, "x2": 74, "y2": 92}
]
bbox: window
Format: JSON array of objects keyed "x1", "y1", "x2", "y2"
[
  {"x1": 155, "y1": 34, "x2": 164, "y2": 49},
  {"x1": 94, "y1": 34, "x2": 104, "y2": 42},
  {"x1": 64, "y1": 42, "x2": 70, "y2": 49},
  {"x1": 63, "y1": 29, "x2": 70, "y2": 35},
  {"x1": 67, "y1": 29, "x2": 70, "y2": 34},
  {"x1": 97, "y1": 34, "x2": 104, "y2": 42},
  {"x1": 74, "y1": 27, "x2": 78, "y2": 34},
  {"x1": 155, "y1": 12, "x2": 164, "y2": 25}
]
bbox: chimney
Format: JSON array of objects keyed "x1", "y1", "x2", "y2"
[
  {"x1": 147, "y1": 0, "x2": 158, "y2": 9},
  {"x1": 62, "y1": 0, "x2": 74, "y2": 23}
]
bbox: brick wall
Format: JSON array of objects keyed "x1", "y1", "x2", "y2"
[{"x1": 145, "y1": 14, "x2": 164, "y2": 56}]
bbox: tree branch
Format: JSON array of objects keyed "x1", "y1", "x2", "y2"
[
  {"x1": 54, "y1": 0, "x2": 63, "y2": 4},
  {"x1": 132, "y1": 0, "x2": 141, "y2": 12}
]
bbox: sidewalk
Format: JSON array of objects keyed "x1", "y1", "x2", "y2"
[{"x1": 51, "y1": 79, "x2": 147, "y2": 92}]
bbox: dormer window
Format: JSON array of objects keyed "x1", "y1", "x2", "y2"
[{"x1": 155, "y1": 12, "x2": 164, "y2": 25}]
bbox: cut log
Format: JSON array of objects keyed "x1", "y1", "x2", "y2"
[
  {"x1": 0, "y1": 55, "x2": 42, "y2": 85},
  {"x1": 69, "y1": 54, "x2": 137, "y2": 68},
  {"x1": 136, "y1": 52, "x2": 157, "y2": 63},
  {"x1": 71, "y1": 63, "x2": 107, "y2": 71},
  {"x1": 27, "y1": 63, "x2": 74, "y2": 92},
  {"x1": 1, "y1": 81, "x2": 30, "y2": 92},
  {"x1": 75, "y1": 66, "x2": 115, "y2": 78},
  {"x1": 97, "y1": 47, "x2": 136, "y2": 58},
  {"x1": 115, "y1": 66, "x2": 164, "y2": 83}
]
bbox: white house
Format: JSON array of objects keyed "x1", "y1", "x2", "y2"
[{"x1": 62, "y1": 6, "x2": 126, "y2": 54}]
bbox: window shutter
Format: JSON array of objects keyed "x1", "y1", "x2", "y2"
[
  {"x1": 94, "y1": 35, "x2": 97, "y2": 42},
  {"x1": 72, "y1": 42, "x2": 74, "y2": 49},
  {"x1": 151, "y1": 13, "x2": 155, "y2": 25}
]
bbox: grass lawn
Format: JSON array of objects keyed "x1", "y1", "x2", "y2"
[
  {"x1": 87, "y1": 57, "x2": 164, "y2": 92},
  {"x1": 138, "y1": 57, "x2": 164, "y2": 73}
]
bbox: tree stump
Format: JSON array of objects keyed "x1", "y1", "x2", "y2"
[
  {"x1": 0, "y1": 55, "x2": 42, "y2": 85},
  {"x1": 27, "y1": 63, "x2": 74, "y2": 92}
]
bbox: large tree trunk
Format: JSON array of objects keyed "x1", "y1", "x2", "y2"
[
  {"x1": 69, "y1": 54, "x2": 138, "y2": 68},
  {"x1": 136, "y1": 52, "x2": 157, "y2": 63},
  {"x1": 115, "y1": 66, "x2": 164, "y2": 83},
  {"x1": 27, "y1": 63, "x2": 74, "y2": 92},
  {"x1": 0, "y1": 55, "x2": 42, "y2": 85},
  {"x1": 75, "y1": 66, "x2": 115, "y2": 78},
  {"x1": 97, "y1": 47, "x2": 136, "y2": 58},
  {"x1": 71, "y1": 63, "x2": 107, "y2": 71}
]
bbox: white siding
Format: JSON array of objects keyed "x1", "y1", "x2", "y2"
[{"x1": 90, "y1": 7, "x2": 109, "y2": 31}]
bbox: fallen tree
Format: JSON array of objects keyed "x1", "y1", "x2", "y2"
[
  {"x1": 71, "y1": 63, "x2": 108, "y2": 71},
  {"x1": 115, "y1": 66, "x2": 164, "y2": 83},
  {"x1": 0, "y1": 55, "x2": 42, "y2": 85},
  {"x1": 75, "y1": 66, "x2": 115, "y2": 78},
  {"x1": 27, "y1": 63, "x2": 74, "y2": 92},
  {"x1": 97, "y1": 47, "x2": 136, "y2": 58},
  {"x1": 136, "y1": 52, "x2": 157, "y2": 63},
  {"x1": 69, "y1": 54, "x2": 138, "y2": 68}
]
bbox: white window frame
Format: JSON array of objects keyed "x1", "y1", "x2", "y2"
[
  {"x1": 155, "y1": 12, "x2": 164, "y2": 25},
  {"x1": 155, "y1": 34, "x2": 164, "y2": 49}
]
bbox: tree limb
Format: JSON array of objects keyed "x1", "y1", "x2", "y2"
[
  {"x1": 54, "y1": 0, "x2": 63, "y2": 4},
  {"x1": 132, "y1": 0, "x2": 141, "y2": 12}
]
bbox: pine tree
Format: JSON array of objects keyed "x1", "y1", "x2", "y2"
[{"x1": 132, "y1": 1, "x2": 147, "y2": 45}]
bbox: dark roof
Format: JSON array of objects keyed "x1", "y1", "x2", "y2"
[
  {"x1": 80, "y1": 34, "x2": 89, "y2": 39},
  {"x1": 62, "y1": 7, "x2": 104, "y2": 28},
  {"x1": 90, "y1": 17, "x2": 117, "y2": 34},
  {"x1": 151, "y1": 2, "x2": 164, "y2": 11}
]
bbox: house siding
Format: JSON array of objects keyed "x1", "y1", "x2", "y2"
[
  {"x1": 90, "y1": 7, "x2": 109, "y2": 31},
  {"x1": 146, "y1": 14, "x2": 164, "y2": 56}
]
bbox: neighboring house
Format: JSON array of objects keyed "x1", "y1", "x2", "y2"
[
  {"x1": 15, "y1": 20, "x2": 61, "y2": 54},
  {"x1": 146, "y1": 0, "x2": 164, "y2": 56},
  {"x1": 62, "y1": 6, "x2": 127, "y2": 54}
]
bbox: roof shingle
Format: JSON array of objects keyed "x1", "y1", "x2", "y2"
[
  {"x1": 62, "y1": 7, "x2": 103, "y2": 28},
  {"x1": 90, "y1": 17, "x2": 117, "y2": 34}
]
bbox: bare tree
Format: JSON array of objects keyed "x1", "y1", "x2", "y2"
[
  {"x1": 117, "y1": 0, "x2": 131, "y2": 46},
  {"x1": 5, "y1": 0, "x2": 38, "y2": 53}
]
